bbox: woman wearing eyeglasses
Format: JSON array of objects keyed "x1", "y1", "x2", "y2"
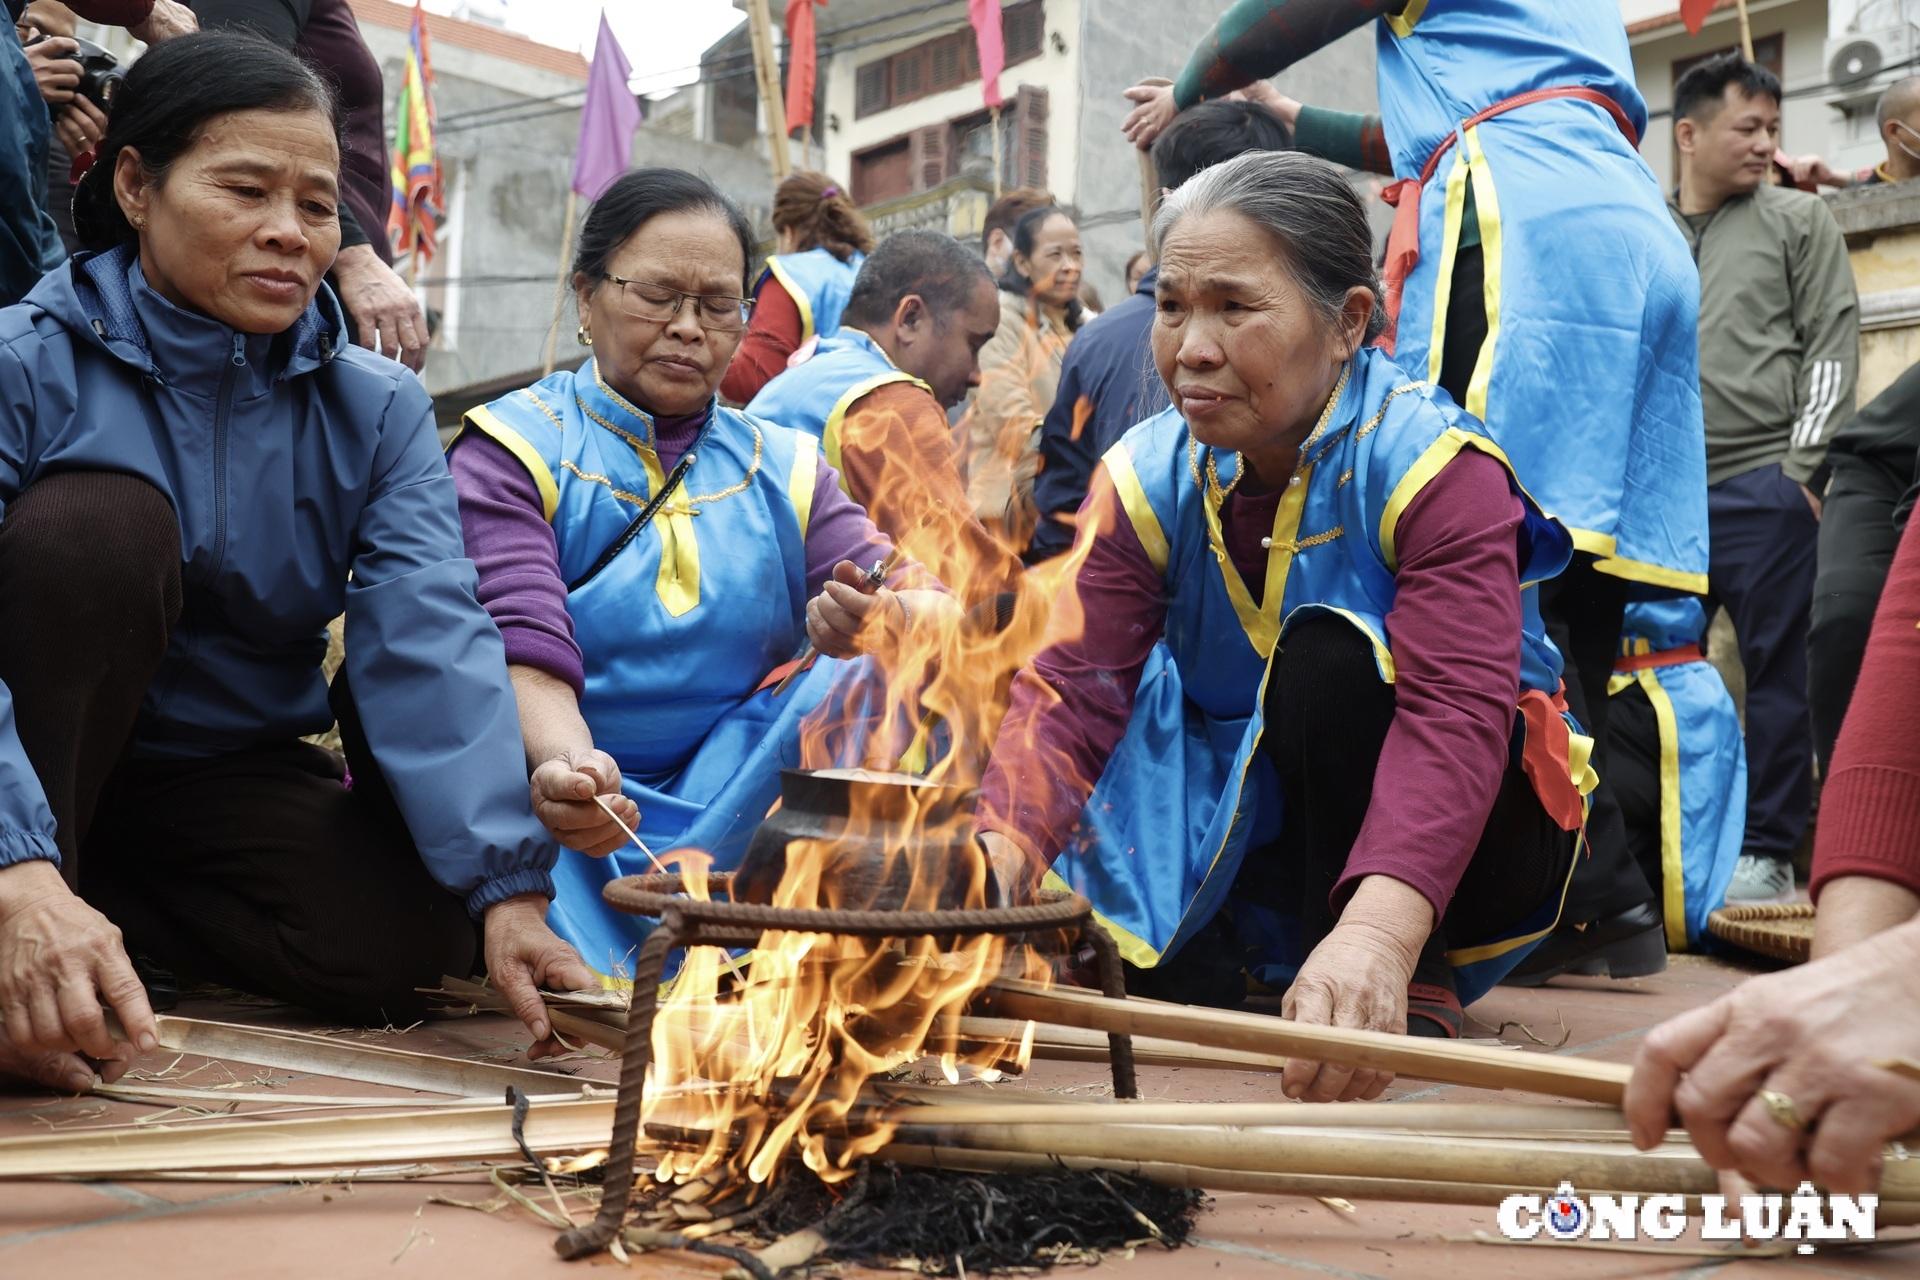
[{"x1": 449, "y1": 170, "x2": 948, "y2": 980}]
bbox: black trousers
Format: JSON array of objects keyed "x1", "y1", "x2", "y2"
[
  {"x1": 1442, "y1": 245, "x2": 1651, "y2": 922},
  {"x1": 1129, "y1": 617, "x2": 1577, "y2": 1006},
  {"x1": 0, "y1": 472, "x2": 474, "y2": 1023},
  {"x1": 1810, "y1": 452, "x2": 1915, "y2": 769},
  {"x1": 1706, "y1": 464, "x2": 1817, "y2": 863},
  {"x1": 1600, "y1": 679, "x2": 1665, "y2": 913}
]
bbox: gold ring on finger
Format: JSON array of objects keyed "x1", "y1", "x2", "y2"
[{"x1": 1758, "y1": 1088, "x2": 1805, "y2": 1132}]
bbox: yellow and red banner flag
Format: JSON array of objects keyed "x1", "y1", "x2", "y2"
[{"x1": 387, "y1": 1, "x2": 443, "y2": 264}]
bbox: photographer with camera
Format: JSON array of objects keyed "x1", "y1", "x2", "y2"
[
  {"x1": 2, "y1": 0, "x2": 193, "y2": 304},
  {"x1": 17, "y1": 2, "x2": 115, "y2": 253}
]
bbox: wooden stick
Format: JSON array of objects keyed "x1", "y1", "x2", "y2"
[
  {"x1": 134, "y1": 1015, "x2": 582, "y2": 1098},
  {"x1": 960, "y1": 1015, "x2": 1288, "y2": 1074},
  {"x1": 541, "y1": 187, "x2": 579, "y2": 376},
  {"x1": 990, "y1": 104, "x2": 1004, "y2": 199},
  {"x1": 746, "y1": 0, "x2": 791, "y2": 178},
  {"x1": 877, "y1": 1144, "x2": 1920, "y2": 1226},
  {"x1": 1735, "y1": 0, "x2": 1756, "y2": 62},
  {"x1": 1138, "y1": 147, "x2": 1159, "y2": 248},
  {"x1": 872, "y1": 1098, "x2": 1633, "y2": 1136},
  {"x1": 986, "y1": 980, "x2": 1632, "y2": 1105},
  {"x1": 0, "y1": 1098, "x2": 621, "y2": 1179}
]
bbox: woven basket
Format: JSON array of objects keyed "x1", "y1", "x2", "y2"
[{"x1": 1707, "y1": 902, "x2": 1815, "y2": 963}]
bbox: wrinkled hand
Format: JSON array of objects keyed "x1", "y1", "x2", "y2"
[
  {"x1": 481, "y1": 894, "x2": 598, "y2": 1059},
  {"x1": 1225, "y1": 80, "x2": 1300, "y2": 129},
  {"x1": 128, "y1": 0, "x2": 198, "y2": 44},
  {"x1": 52, "y1": 97, "x2": 109, "y2": 163},
  {"x1": 806, "y1": 559, "x2": 902, "y2": 659},
  {"x1": 1281, "y1": 920, "x2": 1416, "y2": 1101},
  {"x1": 1624, "y1": 919, "x2": 1920, "y2": 1195},
  {"x1": 529, "y1": 748, "x2": 637, "y2": 857},
  {"x1": 332, "y1": 245, "x2": 429, "y2": 371},
  {"x1": 24, "y1": 37, "x2": 80, "y2": 105},
  {"x1": 1122, "y1": 78, "x2": 1177, "y2": 150},
  {"x1": 1783, "y1": 152, "x2": 1848, "y2": 190},
  {"x1": 0, "y1": 860, "x2": 156, "y2": 1092}
]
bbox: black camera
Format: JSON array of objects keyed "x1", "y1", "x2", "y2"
[{"x1": 23, "y1": 34, "x2": 124, "y2": 112}]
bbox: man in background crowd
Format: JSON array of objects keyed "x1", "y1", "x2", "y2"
[
  {"x1": 1669, "y1": 53, "x2": 1859, "y2": 904},
  {"x1": 1786, "y1": 75, "x2": 1920, "y2": 189}
]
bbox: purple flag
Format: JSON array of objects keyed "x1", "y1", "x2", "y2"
[{"x1": 572, "y1": 13, "x2": 640, "y2": 201}]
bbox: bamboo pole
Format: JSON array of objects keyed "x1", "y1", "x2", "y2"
[
  {"x1": 958, "y1": 1015, "x2": 1289, "y2": 1074},
  {"x1": 986, "y1": 980, "x2": 1633, "y2": 1105},
  {"x1": 541, "y1": 187, "x2": 579, "y2": 376},
  {"x1": 1138, "y1": 148, "x2": 1159, "y2": 248},
  {"x1": 877, "y1": 1144, "x2": 1920, "y2": 1226},
  {"x1": 990, "y1": 104, "x2": 1004, "y2": 199},
  {"x1": 746, "y1": 0, "x2": 792, "y2": 178},
  {"x1": 870, "y1": 1099, "x2": 1632, "y2": 1136},
  {"x1": 1735, "y1": 0, "x2": 1756, "y2": 62}
]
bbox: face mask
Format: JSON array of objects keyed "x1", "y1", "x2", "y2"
[{"x1": 1892, "y1": 120, "x2": 1920, "y2": 164}]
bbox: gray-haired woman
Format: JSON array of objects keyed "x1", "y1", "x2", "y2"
[{"x1": 976, "y1": 151, "x2": 1593, "y2": 1101}]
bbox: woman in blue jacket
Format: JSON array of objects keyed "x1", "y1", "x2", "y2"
[{"x1": 0, "y1": 31, "x2": 583, "y2": 1092}]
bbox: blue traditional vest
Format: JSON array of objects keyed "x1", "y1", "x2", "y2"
[
  {"x1": 1376, "y1": 0, "x2": 1708, "y2": 596},
  {"x1": 1609, "y1": 598, "x2": 1745, "y2": 950},
  {"x1": 756, "y1": 248, "x2": 864, "y2": 343},
  {"x1": 1045, "y1": 347, "x2": 1586, "y2": 1003},
  {"x1": 457, "y1": 363, "x2": 847, "y2": 979},
  {"x1": 743, "y1": 327, "x2": 931, "y2": 482}
]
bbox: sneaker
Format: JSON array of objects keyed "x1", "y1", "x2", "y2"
[{"x1": 1724, "y1": 853, "x2": 1795, "y2": 905}]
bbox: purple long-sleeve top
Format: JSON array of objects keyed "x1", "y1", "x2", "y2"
[
  {"x1": 449, "y1": 405, "x2": 890, "y2": 694},
  {"x1": 977, "y1": 448, "x2": 1526, "y2": 925}
]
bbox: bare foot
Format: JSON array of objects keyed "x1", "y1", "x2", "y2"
[{"x1": 0, "y1": 1035, "x2": 102, "y2": 1093}]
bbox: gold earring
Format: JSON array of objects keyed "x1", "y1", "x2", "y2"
[{"x1": 576, "y1": 325, "x2": 592, "y2": 346}]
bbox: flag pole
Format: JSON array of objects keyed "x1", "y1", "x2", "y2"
[
  {"x1": 747, "y1": 0, "x2": 791, "y2": 178},
  {"x1": 1735, "y1": 0, "x2": 1755, "y2": 61},
  {"x1": 989, "y1": 104, "x2": 1003, "y2": 198},
  {"x1": 543, "y1": 187, "x2": 579, "y2": 376}
]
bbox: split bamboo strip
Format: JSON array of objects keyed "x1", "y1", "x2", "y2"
[
  {"x1": 433, "y1": 979, "x2": 625, "y2": 1054},
  {"x1": 138, "y1": 1015, "x2": 581, "y2": 1098},
  {"x1": 95, "y1": 1083, "x2": 594, "y2": 1111},
  {"x1": 986, "y1": 981, "x2": 1633, "y2": 1105},
  {"x1": 0, "y1": 1098, "x2": 621, "y2": 1178},
  {"x1": 876, "y1": 1144, "x2": 1920, "y2": 1227},
  {"x1": 871, "y1": 1099, "x2": 1632, "y2": 1135},
  {"x1": 958, "y1": 1015, "x2": 1289, "y2": 1074},
  {"x1": 885, "y1": 1121, "x2": 1750, "y2": 1198}
]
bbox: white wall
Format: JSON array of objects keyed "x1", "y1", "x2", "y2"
[
  {"x1": 1627, "y1": 0, "x2": 1833, "y2": 189},
  {"x1": 819, "y1": 0, "x2": 1083, "y2": 205}
]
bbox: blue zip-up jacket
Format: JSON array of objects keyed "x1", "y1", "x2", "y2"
[
  {"x1": 1028, "y1": 267, "x2": 1167, "y2": 562},
  {"x1": 0, "y1": 247, "x2": 557, "y2": 914}
]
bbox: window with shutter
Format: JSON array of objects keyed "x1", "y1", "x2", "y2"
[
  {"x1": 855, "y1": 61, "x2": 889, "y2": 119},
  {"x1": 1011, "y1": 84, "x2": 1049, "y2": 189},
  {"x1": 1005, "y1": 1, "x2": 1044, "y2": 65},
  {"x1": 930, "y1": 33, "x2": 965, "y2": 93},
  {"x1": 854, "y1": 138, "x2": 914, "y2": 205},
  {"x1": 908, "y1": 123, "x2": 949, "y2": 192},
  {"x1": 891, "y1": 46, "x2": 930, "y2": 105}
]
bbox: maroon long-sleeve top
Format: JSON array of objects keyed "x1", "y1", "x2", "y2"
[
  {"x1": 1810, "y1": 517, "x2": 1920, "y2": 901},
  {"x1": 977, "y1": 448, "x2": 1527, "y2": 924}
]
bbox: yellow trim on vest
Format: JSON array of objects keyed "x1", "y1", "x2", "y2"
[
  {"x1": 1426, "y1": 147, "x2": 1473, "y2": 388},
  {"x1": 595, "y1": 415, "x2": 700, "y2": 618},
  {"x1": 460, "y1": 406, "x2": 559, "y2": 523},
  {"x1": 1380, "y1": 427, "x2": 1493, "y2": 572},
  {"x1": 765, "y1": 257, "x2": 816, "y2": 343},
  {"x1": 1101, "y1": 445, "x2": 1171, "y2": 577},
  {"x1": 1636, "y1": 668, "x2": 1690, "y2": 953},
  {"x1": 820, "y1": 371, "x2": 927, "y2": 495},
  {"x1": 1041, "y1": 869, "x2": 1161, "y2": 968},
  {"x1": 788, "y1": 432, "x2": 819, "y2": 539},
  {"x1": 1385, "y1": 0, "x2": 1428, "y2": 38},
  {"x1": 1200, "y1": 461, "x2": 1311, "y2": 659},
  {"x1": 1571, "y1": 528, "x2": 1712, "y2": 594},
  {"x1": 1461, "y1": 127, "x2": 1504, "y2": 421}
]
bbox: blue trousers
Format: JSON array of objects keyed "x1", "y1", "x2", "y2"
[{"x1": 1706, "y1": 463, "x2": 1817, "y2": 862}]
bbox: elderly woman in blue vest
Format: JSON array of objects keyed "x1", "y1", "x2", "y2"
[
  {"x1": 718, "y1": 170, "x2": 872, "y2": 404},
  {"x1": 977, "y1": 152, "x2": 1592, "y2": 1102},
  {"x1": 449, "y1": 170, "x2": 949, "y2": 982},
  {"x1": 0, "y1": 32, "x2": 574, "y2": 1093},
  {"x1": 1598, "y1": 599, "x2": 1745, "y2": 952}
]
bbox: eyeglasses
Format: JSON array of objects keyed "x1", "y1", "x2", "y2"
[{"x1": 602, "y1": 274, "x2": 753, "y2": 332}]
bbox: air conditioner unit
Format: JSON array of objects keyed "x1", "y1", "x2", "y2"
[{"x1": 1826, "y1": 25, "x2": 1920, "y2": 96}]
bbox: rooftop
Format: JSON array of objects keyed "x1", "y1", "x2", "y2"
[{"x1": 345, "y1": 0, "x2": 589, "y2": 80}]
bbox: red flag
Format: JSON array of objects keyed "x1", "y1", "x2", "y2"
[
  {"x1": 1680, "y1": 0, "x2": 1718, "y2": 35},
  {"x1": 785, "y1": 0, "x2": 823, "y2": 135},
  {"x1": 969, "y1": 0, "x2": 1005, "y2": 109}
]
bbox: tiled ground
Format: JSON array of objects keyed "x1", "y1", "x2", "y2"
[{"x1": 2, "y1": 954, "x2": 1913, "y2": 1279}]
